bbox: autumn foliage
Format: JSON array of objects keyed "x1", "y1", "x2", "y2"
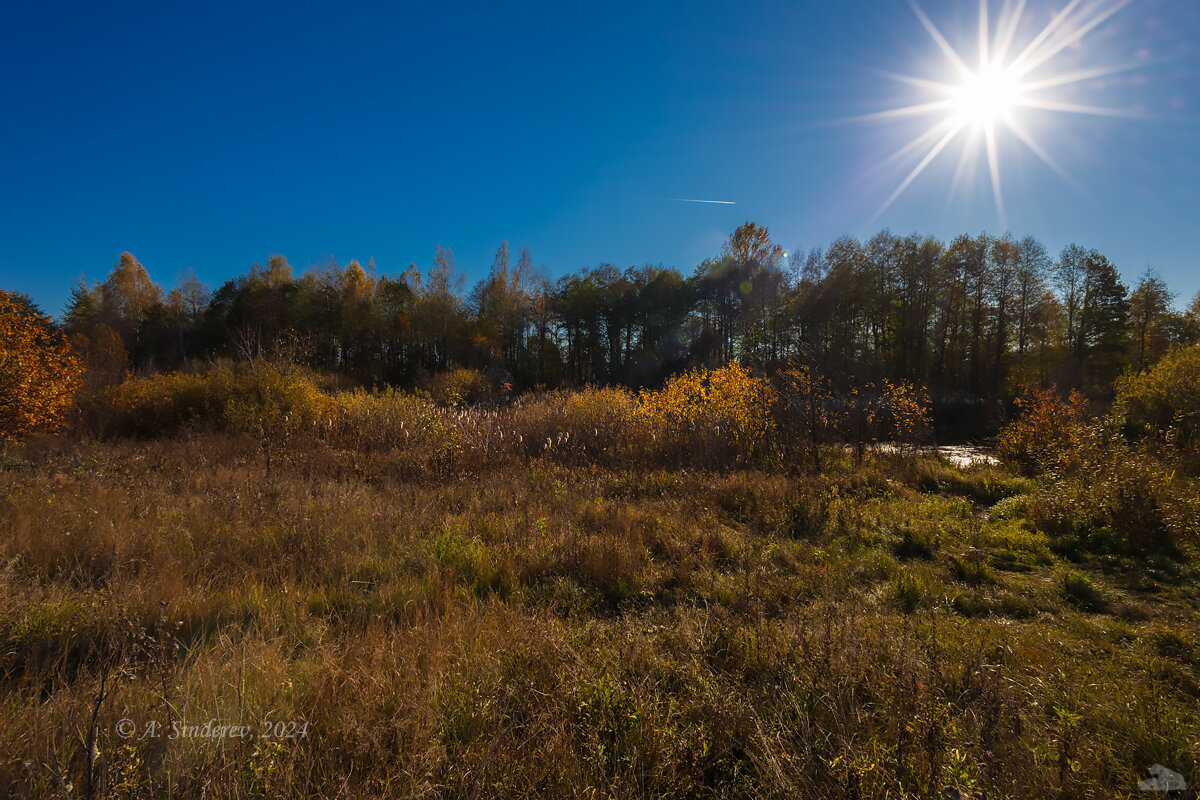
[
  {"x1": 1116, "y1": 343, "x2": 1200, "y2": 449},
  {"x1": 638, "y1": 363, "x2": 776, "y2": 466},
  {"x1": 84, "y1": 361, "x2": 333, "y2": 438},
  {"x1": 867, "y1": 380, "x2": 934, "y2": 447},
  {"x1": 997, "y1": 373, "x2": 1200, "y2": 550},
  {"x1": 0, "y1": 291, "x2": 84, "y2": 442},
  {"x1": 996, "y1": 387, "x2": 1088, "y2": 475}
]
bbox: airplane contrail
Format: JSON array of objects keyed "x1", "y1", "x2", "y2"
[{"x1": 670, "y1": 198, "x2": 736, "y2": 204}]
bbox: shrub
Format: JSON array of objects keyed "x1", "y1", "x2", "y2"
[
  {"x1": 893, "y1": 524, "x2": 939, "y2": 559},
  {"x1": 1024, "y1": 421, "x2": 1198, "y2": 552},
  {"x1": 421, "y1": 367, "x2": 495, "y2": 406},
  {"x1": 870, "y1": 379, "x2": 933, "y2": 447},
  {"x1": 917, "y1": 462, "x2": 1034, "y2": 505},
  {"x1": 87, "y1": 361, "x2": 332, "y2": 438},
  {"x1": 221, "y1": 362, "x2": 332, "y2": 436},
  {"x1": 324, "y1": 388, "x2": 444, "y2": 449},
  {"x1": 774, "y1": 366, "x2": 932, "y2": 469},
  {"x1": 988, "y1": 494, "x2": 1030, "y2": 521},
  {"x1": 0, "y1": 290, "x2": 84, "y2": 442},
  {"x1": 774, "y1": 363, "x2": 841, "y2": 470},
  {"x1": 638, "y1": 364, "x2": 776, "y2": 467},
  {"x1": 1116, "y1": 344, "x2": 1200, "y2": 450},
  {"x1": 996, "y1": 388, "x2": 1087, "y2": 476}
]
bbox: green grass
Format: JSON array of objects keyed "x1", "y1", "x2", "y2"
[{"x1": 0, "y1": 433, "x2": 1197, "y2": 798}]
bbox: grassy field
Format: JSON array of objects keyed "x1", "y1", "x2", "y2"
[{"x1": 1, "y1": 425, "x2": 1197, "y2": 798}]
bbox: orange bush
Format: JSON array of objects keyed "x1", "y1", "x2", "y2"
[
  {"x1": 0, "y1": 290, "x2": 84, "y2": 441},
  {"x1": 996, "y1": 387, "x2": 1087, "y2": 475}
]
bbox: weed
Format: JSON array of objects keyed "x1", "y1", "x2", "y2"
[{"x1": 1061, "y1": 571, "x2": 1107, "y2": 612}]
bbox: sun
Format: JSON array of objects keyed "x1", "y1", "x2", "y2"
[
  {"x1": 952, "y1": 63, "x2": 1022, "y2": 128},
  {"x1": 865, "y1": 0, "x2": 1136, "y2": 225}
]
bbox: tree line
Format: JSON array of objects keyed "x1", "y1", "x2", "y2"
[{"x1": 56, "y1": 223, "x2": 1200, "y2": 430}]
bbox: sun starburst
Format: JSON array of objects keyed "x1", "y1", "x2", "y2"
[{"x1": 867, "y1": 0, "x2": 1137, "y2": 226}]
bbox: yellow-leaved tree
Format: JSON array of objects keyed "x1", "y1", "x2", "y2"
[
  {"x1": 0, "y1": 290, "x2": 84, "y2": 441},
  {"x1": 639, "y1": 363, "x2": 775, "y2": 466}
]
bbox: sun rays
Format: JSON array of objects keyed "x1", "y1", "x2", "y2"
[{"x1": 868, "y1": 0, "x2": 1137, "y2": 225}]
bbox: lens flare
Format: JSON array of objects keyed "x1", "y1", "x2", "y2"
[{"x1": 864, "y1": 0, "x2": 1137, "y2": 225}]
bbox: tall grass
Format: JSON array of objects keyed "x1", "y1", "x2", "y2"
[
  {"x1": 79, "y1": 361, "x2": 932, "y2": 474},
  {"x1": 0, "y1": 431, "x2": 1196, "y2": 797},
  {"x1": 1, "y1": 361, "x2": 1195, "y2": 796}
]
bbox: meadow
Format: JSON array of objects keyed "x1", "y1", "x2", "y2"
[{"x1": 1, "y1": 361, "x2": 1198, "y2": 798}]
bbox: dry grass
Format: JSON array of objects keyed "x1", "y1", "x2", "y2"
[{"x1": 1, "y1": 391, "x2": 1198, "y2": 796}]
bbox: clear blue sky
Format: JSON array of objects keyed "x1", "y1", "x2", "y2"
[{"x1": 2, "y1": 0, "x2": 1197, "y2": 317}]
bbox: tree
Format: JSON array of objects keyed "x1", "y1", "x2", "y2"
[
  {"x1": 375, "y1": 273, "x2": 417, "y2": 383},
  {"x1": 528, "y1": 272, "x2": 559, "y2": 386},
  {"x1": 414, "y1": 245, "x2": 466, "y2": 371},
  {"x1": 723, "y1": 221, "x2": 785, "y2": 267},
  {"x1": 252, "y1": 253, "x2": 294, "y2": 288},
  {"x1": 943, "y1": 233, "x2": 993, "y2": 395},
  {"x1": 161, "y1": 269, "x2": 209, "y2": 364},
  {"x1": 1012, "y1": 238, "x2": 1048, "y2": 356},
  {"x1": 472, "y1": 242, "x2": 535, "y2": 380},
  {"x1": 1055, "y1": 243, "x2": 1088, "y2": 358},
  {"x1": 98, "y1": 252, "x2": 163, "y2": 353},
  {"x1": 339, "y1": 259, "x2": 379, "y2": 377},
  {"x1": 625, "y1": 265, "x2": 690, "y2": 386},
  {"x1": 72, "y1": 323, "x2": 128, "y2": 392},
  {"x1": 1006, "y1": 236, "x2": 1052, "y2": 389},
  {"x1": 1077, "y1": 250, "x2": 1130, "y2": 394},
  {"x1": 692, "y1": 222, "x2": 787, "y2": 366},
  {"x1": 555, "y1": 269, "x2": 606, "y2": 383},
  {"x1": 1128, "y1": 268, "x2": 1174, "y2": 369},
  {"x1": 931, "y1": 239, "x2": 968, "y2": 391},
  {"x1": 0, "y1": 290, "x2": 84, "y2": 441},
  {"x1": 888, "y1": 234, "x2": 941, "y2": 384},
  {"x1": 1178, "y1": 291, "x2": 1200, "y2": 345},
  {"x1": 64, "y1": 278, "x2": 101, "y2": 338},
  {"x1": 217, "y1": 255, "x2": 302, "y2": 363},
  {"x1": 989, "y1": 235, "x2": 1020, "y2": 393}
]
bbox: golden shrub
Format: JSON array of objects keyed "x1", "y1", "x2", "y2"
[
  {"x1": 869, "y1": 380, "x2": 933, "y2": 446},
  {"x1": 0, "y1": 291, "x2": 84, "y2": 441},
  {"x1": 221, "y1": 362, "x2": 333, "y2": 436},
  {"x1": 92, "y1": 362, "x2": 332, "y2": 437},
  {"x1": 638, "y1": 364, "x2": 776, "y2": 466},
  {"x1": 325, "y1": 388, "x2": 451, "y2": 450},
  {"x1": 1116, "y1": 344, "x2": 1200, "y2": 448}
]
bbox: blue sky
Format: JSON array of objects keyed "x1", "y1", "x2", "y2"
[{"x1": 2, "y1": 0, "x2": 1197, "y2": 317}]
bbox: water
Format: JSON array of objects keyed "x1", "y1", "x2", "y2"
[
  {"x1": 933, "y1": 445, "x2": 1000, "y2": 468},
  {"x1": 866, "y1": 443, "x2": 999, "y2": 467}
]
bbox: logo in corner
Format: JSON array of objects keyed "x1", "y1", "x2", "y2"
[{"x1": 1138, "y1": 764, "x2": 1187, "y2": 793}]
